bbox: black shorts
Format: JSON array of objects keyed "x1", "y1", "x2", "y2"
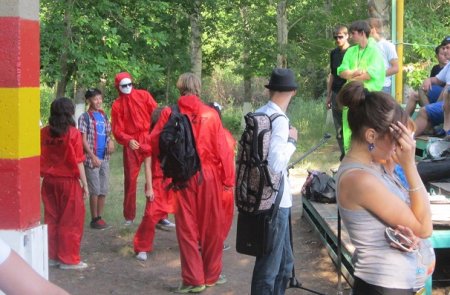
[{"x1": 353, "y1": 276, "x2": 417, "y2": 295}]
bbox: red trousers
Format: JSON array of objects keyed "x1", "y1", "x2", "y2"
[
  {"x1": 222, "y1": 189, "x2": 234, "y2": 241},
  {"x1": 123, "y1": 145, "x2": 147, "y2": 221},
  {"x1": 133, "y1": 178, "x2": 174, "y2": 253},
  {"x1": 41, "y1": 176, "x2": 85, "y2": 264},
  {"x1": 175, "y1": 166, "x2": 223, "y2": 286}
]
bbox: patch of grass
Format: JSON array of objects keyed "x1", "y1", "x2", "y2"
[
  {"x1": 222, "y1": 107, "x2": 242, "y2": 136},
  {"x1": 288, "y1": 97, "x2": 341, "y2": 175},
  {"x1": 98, "y1": 145, "x2": 149, "y2": 227}
]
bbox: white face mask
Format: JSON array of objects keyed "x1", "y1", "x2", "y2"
[{"x1": 119, "y1": 78, "x2": 133, "y2": 94}]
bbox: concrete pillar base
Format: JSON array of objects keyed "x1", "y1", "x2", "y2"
[{"x1": 0, "y1": 224, "x2": 48, "y2": 279}]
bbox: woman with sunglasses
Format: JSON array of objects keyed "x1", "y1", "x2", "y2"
[{"x1": 335, "y1": 81, "x2": 432, "y2": 294}]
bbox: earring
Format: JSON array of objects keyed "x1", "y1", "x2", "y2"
[{"x1": 368, "y1": 143, "x2": 375, "y2": 152}]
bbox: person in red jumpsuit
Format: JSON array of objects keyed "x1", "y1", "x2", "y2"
[
  {"x1": 221, "y1": 127, "x2": 236, "y2": 249},
  {"x1": 40, "y1": 97, "x2": 89, "y2": 270},
  {"x1": 133, "y1": 108, "x2": 175, "y2": 261},
  {"x1": 133, "y1": 158, "x2": 175, "y2": 260},
  {"x1": 150, "y1": 73, "x2": 234, "y2": 293},
  {"x1": 111, "y1": 72, "x2": 158, "y2": 224},
  {"x1": 208, "y1": 102, "x2": 236, "y2": 251}
]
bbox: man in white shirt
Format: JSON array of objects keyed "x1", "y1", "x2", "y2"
[
  {"x1": 251, "y1": 68, "x2": 298, "y2": 295},
  {"x1": 414, "y1": 36, "x2": 450, "y2": 137},
  {"x1": 368, "y1": 18, "x2": 399, "y2": 94}
]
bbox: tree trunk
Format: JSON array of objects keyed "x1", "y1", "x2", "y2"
[
  {"x1": 368, "y1": 0, "x2": 391, "y2": 39},
  {"x1": 55, "y1": 1, "x2": 73, "y2": 99},
  {"x1": 165, "y1": 64, "x2": 171, "y2": 105},
  {"x1": 276, "y1": 1, "x2": 288, "y2": 68},
  {"x1": 243, "y1": 72, "x2": 252, "y2": 103},
  {"x1": 239, "y1": 6, "x2": 252, "y2": 103},
  {"x1": 190, "y1": 0, "x2": 202, "y2": 79},
  {"x1": 325, "y1": 0, "x2": 332, "y2": 39}
]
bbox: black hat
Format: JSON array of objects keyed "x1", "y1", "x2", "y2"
[
  {"x1": 265, "y1": 68, "x2": 298, "y2": 91},
  {"x1": 441, "y1": 36, "x2": 450, "y2": 46}
]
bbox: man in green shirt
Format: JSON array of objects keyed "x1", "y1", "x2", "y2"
[{"x1": 337, "y1": 20, "x2": 386, "y2": 152}]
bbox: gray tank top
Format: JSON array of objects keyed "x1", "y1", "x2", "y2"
[{"x1": 335, "y1": 162, "x2": 416, "y2": 289}]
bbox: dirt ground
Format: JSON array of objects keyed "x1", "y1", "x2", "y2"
[{"x1": 49, "y1": 175, "x2": 450, "y2": 295}]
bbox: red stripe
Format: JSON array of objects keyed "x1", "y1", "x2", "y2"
[
  {"x1": 0, "y1": 17, "x2": 40, "y2": 87},
  {"x1": 0, "y1": 157, "x2": 40, "y2": 229}
]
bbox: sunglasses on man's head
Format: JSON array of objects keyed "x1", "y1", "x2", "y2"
[
  {"x1": 120, "y1": 83, "x2": 132, "y2": 88},
  {"x1": 333, "y1": 35, "x2": 344, "y2": 40}
]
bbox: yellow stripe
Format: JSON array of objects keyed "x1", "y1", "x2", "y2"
[{"x1": 0, "y1": 88, "x2": 40, "y2": 158}]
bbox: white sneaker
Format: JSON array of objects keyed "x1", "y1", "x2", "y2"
[
  {"x1": 59, "y1": 261, "x2": 88, "y2": 270},
  {"x1": 136, "y1": 252, "x2": 148, "y2": 261},
  {"x1": 48, "y1": 259, "x2": 60, "y2": 267},
  {"x1": 156, "y1": 219, "x2": 175, "y2": 231},
  {"x1": 124, "y1": 220, "x2": 134, "y2": 226}
]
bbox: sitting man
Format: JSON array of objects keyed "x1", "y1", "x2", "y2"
[
  {"x1": 414, "y1": 36, "x2": 450, "y2": 137},
  {"x1": 405, "y1": 44, "x2": 449, "y2": 116}
]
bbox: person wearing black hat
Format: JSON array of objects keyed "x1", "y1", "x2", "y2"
[{"x1": 250, "y1": 68, "x2": 298, "y2": 295}]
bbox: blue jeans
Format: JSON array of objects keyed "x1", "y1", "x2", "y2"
[{"x1": 251, "y1": 207, "x2": 294, "y2": 295}]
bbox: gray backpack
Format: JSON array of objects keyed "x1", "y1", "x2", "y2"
[{"x1": 235, "y1": 112, "x2": 283, "y2": 214}]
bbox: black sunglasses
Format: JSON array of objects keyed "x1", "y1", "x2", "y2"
[
  {"x1": 120, "y1": 83, "x2": 132, "y2": 88},
  {"x1": 333, "y1": 35, "x2": 344, "y2": 40}
]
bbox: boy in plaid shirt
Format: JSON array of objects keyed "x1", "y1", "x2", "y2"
[{"x1": 78, "y1": 88, "x2": 115, "y2": 229}]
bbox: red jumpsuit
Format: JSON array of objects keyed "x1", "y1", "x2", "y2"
[
  {"x1": 133, "y1": 159, "x2": 175, "y2": 253},
  {"x1": 40, "y1": 126, "x2": 86, "y2": 265},
  {"x1": 111, "y1": 72, "x2": 157, "y2": 221},
  {"x1": 151, "y1": 95, "x2": 234, "y2": 286},
  {"x1": 221, "y1": 129, "x2": 236, "y2": 241}
]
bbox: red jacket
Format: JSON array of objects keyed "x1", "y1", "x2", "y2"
[
  {"x1": 111, "y1": 72, "x2": 157, "y2": 155},
  {"x1": 150, "y1": 95, "x2": 234, "y2": 187},
  {"x1": 40, "y1": 126, "x2": 85, "y2": 178}
]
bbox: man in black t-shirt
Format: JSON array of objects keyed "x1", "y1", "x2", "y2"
[{"x1": 326, "y1": 25, "x2": 349, "y2": 161}]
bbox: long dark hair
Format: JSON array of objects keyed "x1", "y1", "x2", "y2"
[
  {"x1": 337, "y1": 81, "x2": 407, "y2": 141},
  {"x1": 48, "y1": 97, "x2": 75, "y2": 137}
]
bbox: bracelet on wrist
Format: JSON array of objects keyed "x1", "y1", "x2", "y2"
[
  {"x1": 408, "y1": 185, "x2": 424, "y2": 193},
  {"x1": 288, "y1": 137, "x2": 297, "y2": 146}
]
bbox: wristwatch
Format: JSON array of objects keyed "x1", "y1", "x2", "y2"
[{"x1": 288, "y1": 137, "x2": 297, "y2": 146}]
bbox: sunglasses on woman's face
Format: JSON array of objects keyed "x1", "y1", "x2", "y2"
[
  {"x1": 333, "y1": 35, "x2": 344, "y2": 40},
  {"x1": 120, "y1": 83, "x2": 132, "y2": 88}
]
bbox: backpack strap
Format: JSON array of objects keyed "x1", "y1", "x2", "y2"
[
  {"x1": 270, "y1": 175, "x2": 285, "y2": 220},
  {"x1": 170, "y1": 104, "x2": 180, "y2": 114},
  {"x1": 269, "y1": 113, "x2": 284, "y2": 123}
]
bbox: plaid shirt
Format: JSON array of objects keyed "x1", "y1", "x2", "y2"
[{"x1": 78, "y1": 111, "x2": 112, "y2": 168}]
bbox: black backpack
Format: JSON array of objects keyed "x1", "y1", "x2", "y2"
[
  {"x1": 235, "y1": 112, "x2": 284, "y2": 214},
  {"x1": 301, "y1": 170, "x2": 336, "y2": 203},
  {"x1": 158, "y1": 105, "x2": 201, "y2": 189}
]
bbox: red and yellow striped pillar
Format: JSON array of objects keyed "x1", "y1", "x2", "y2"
[{"x1": 0, "y1": 1, "x2": 41, "y2": 229}]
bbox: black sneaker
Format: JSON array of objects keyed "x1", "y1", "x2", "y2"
[{"x1": 90, "y1": 217, "x2": 108, "y2": 230}]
